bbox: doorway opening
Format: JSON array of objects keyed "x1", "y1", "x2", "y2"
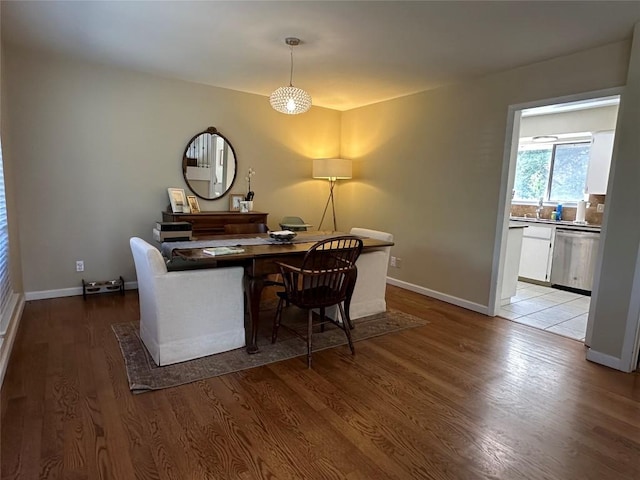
[{"x1": 496, "y1": 93, "x2": 620, "y2": 344}]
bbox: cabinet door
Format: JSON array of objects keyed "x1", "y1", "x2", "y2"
[
  {"x1": 585, "y1": 130, "x2": 614, "y2": 195},
  {"x1": 518, "y1": 237, "x2": 552, "y2": 281},
  {"x1": 502, "y1": 228, "x2": 524, "y2": 301}
]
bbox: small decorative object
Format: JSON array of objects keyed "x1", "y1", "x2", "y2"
[
  {"x1": 239, "y1": 201, "x2": 250, "y2": 213},
  {"x1": 186, "y1": 195, "x2": 200, "y2": 213},
  {"x1": 229, "y1": 194, "x2": 245, "y2": 212},
  {"x1": 168, "y1": 188, "x2": 187, "y2": 213},
  {"x1": 269, "y1": 230, "x2": 297, "y2": 243},
  {"x1": 245, "y1": 167, "x2": 255, "y2": 201}
]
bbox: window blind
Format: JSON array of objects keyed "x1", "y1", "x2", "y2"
[{"x1": 0, "y1": 140, "x2": 12, "y2": 335}]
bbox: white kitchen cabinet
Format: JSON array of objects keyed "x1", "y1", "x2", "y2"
[
  {"x1": 502, "y1": 225, "x2": 525, "y2": 304},
  {"x1": 518, "y1": 224, "x2": 556, "y2": 283},
  {"x1": 585, "y1": 130, "x2": 615, "y2": 195}
]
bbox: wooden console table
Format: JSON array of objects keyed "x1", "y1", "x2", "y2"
[{"x1": 162, "y1": 211, "x2": 269, "y2": 238}]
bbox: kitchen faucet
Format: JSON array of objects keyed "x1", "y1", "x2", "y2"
[{"x1": 536, "y1": 198, "x2": 544, "y2": 219}]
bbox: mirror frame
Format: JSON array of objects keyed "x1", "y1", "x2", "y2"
[{"x1": 182, "y1": 126, "x2": 238, "y2": 201}]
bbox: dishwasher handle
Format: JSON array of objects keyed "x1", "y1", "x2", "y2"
[{"x1": 555, "y1": 229, "x2": 600, "y2": 240}]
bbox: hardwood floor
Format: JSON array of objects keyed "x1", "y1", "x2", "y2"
[{"x1": 2, "y1": 286, "x2": 639, "y2": 479}]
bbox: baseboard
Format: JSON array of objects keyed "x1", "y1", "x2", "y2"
[
  {"x1": 386, "y1": 277, "x2": 489, "y2": 315},
  {"x1": 27, "y1": 277, "x2": 487, "y2": 317},
  {"x1": 0, "y1": 293, "x2": 25, "y2": 386},
  {"x1": 25, "y1": 281, "x2": 138, "y2": 301},
  {"x1": 586, "y1": 348, "x2": 629, "y2": 372}
]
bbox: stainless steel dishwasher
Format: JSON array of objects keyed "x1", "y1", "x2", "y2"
[{"x1": 550, "y1": 229, "x2": 600, "y2": 292}]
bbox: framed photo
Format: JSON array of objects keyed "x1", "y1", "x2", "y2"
[
  {"x1": 186, "y1": 195, "x2": 200, "y2": 213},
  {"x1": 229, "y1": 194, "x2": 245, "y2": 212},
  {"x1": 168, "y1": 187, "x2": 187, "y2": 213}
]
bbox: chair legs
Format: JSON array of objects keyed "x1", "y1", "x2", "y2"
[
  {"x1": 272, "y1": 297, "x2": 284, "y2": 344},
  {"x1": 272, "y1": 300, "x2": 355, "y2": 369},
  {"x1": 307, "y1": 310, "x2": 313, "y2": 368},
  {"x1": 338, "y1": 303, "x2": 355, "y2": 355}
]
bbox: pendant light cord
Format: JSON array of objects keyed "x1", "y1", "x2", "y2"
[{"x1": 289, "y1": 45, "x2": 294, "y2": 87}]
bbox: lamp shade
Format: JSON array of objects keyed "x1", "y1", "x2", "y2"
[{"x1": 312, "y1": 158, "x2": 352, "y2": 180}]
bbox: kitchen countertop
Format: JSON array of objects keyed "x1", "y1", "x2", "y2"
[{"x1": 510, "y1": 216, "x2": 601, "y2": 232}]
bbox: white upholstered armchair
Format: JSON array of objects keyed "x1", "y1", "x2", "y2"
[
  {"x1": 349, "y1": 227, "x2": 394, "y2": 319},
  {"x1": 129, "y1": 237, "x2": 245, "y2": 366}
]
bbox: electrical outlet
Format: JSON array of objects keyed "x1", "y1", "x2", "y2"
[
  {"x1": 76, "y1": 260, "x2": 84, "y2": 272},
  {"x1": 395, "y1": 257, "x2": 402, "y2": 268},
  {"x1": 390, "y1": 256, "x2": 397, "y2": 267},
  {"x1": 597, "y1": 203, "x2": 605, "y2": 213}
]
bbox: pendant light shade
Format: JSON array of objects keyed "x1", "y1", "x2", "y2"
[
  {"x1": 270, "y1": 86, "x2": 312, "y2": 114},
  {"x1": 270, "y1": 38, "x2": 312, "y2": 115}
]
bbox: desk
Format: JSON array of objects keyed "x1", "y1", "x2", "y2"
[{"x1": 168, "y1": 232, "x2": 394, "y2": 354}]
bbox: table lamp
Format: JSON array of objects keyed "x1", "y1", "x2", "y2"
[{"x1": 313, "y1": 158, "x2": 352, "y2": 231}]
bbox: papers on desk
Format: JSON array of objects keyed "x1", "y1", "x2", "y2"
[{"x1": 202, "y1": 246, "x2": 245, "y2": 257}]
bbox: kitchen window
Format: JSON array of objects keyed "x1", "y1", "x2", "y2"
[{"x1": 513, "y1": 141, "x2": 591, "y2": 203}]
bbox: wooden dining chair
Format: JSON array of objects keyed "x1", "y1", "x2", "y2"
[
  {"x1": 271, "y1": 235, "x2": 363, "y2": 368},
  {"x1": 224, "y1": 223, "x2": 269, "y2": 234}
]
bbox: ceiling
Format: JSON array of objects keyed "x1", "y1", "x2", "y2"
[{"x1": 2, "y1": 1, "x2": 640, "y2": 111}]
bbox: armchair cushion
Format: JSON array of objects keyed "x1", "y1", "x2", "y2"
[{"x1": 130, "y1": 237, "x2": 245, "y2": 366}]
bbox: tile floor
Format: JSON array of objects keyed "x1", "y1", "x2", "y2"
[{"x1": 499, "y1": 281, "x2": 591, "y2": 342}]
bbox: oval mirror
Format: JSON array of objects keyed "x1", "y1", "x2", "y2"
[{"x1": 182, "y1": 126, "x2": 237, "y2": 200}]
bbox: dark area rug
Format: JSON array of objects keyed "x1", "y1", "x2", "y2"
[{"x1": 112, "y1": 308, "x2": 429, "y2": 393}]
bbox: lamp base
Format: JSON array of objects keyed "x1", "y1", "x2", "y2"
[{"x1": 318, "y1": 179, "x2": 338, "y2": 231}]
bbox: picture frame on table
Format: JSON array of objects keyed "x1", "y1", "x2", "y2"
[
  {"x1": 168, "y1": 187, "x2": 187, "y2": 213},
  {"x1": 229, "y1": 194, "x2": 245, "y2": 212},
  {"x1": 186, "y1": 195, "x2": 200, "y2": 213}
]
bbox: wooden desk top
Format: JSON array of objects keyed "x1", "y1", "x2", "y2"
[{"x1": 170, "y1": 231, "x2": 393, "y2": 263}]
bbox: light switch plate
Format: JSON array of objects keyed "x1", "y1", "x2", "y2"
[{"x1": 597, "y1": 203, "x2": 605, "y2": 213}]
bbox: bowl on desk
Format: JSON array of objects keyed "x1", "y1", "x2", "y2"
[{"x1": 269, "y1": 230, "x2": 297, "y2": 243}]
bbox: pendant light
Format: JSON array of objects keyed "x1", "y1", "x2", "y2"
[{"x1": 269, "y1": 37, "x2": 312, "y2": 115}]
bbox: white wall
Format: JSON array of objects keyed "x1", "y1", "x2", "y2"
[{"x1": 2, "y1": 46, "x2": 340, "y2": 296}]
